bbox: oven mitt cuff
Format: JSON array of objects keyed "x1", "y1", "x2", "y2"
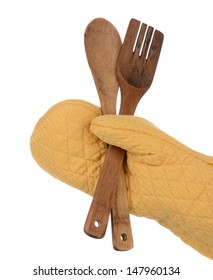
[{"x1": 30, "y1": 99, "x2": 213, "y2": 259}]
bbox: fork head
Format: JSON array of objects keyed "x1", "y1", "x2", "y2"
[{"x1": 117, "y1": 18, "x2": 164, "y2": 90}]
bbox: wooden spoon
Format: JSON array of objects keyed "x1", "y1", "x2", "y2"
[
  {"x1": 84, "y1": 18, "x2": 133, "y2": 250},
  {"x1": 84, "y1": 18, "x2": 164, "y2": 239}
]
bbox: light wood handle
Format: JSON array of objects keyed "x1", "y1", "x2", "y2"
[
  {"x1": 111, "y1": 167, "x2": 133, "y2": 250},
  {"x1": 84, "y1": 145, "x2": 125, "y2": 238}
]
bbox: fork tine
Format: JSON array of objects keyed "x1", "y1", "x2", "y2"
[
  {"x1": 147, "y1": 29, "x2": 164, "y2": 66},
  {"x1": 133, "y1": 23, "x2": 147, "y2": 57},
  {"x1": 121, "y1": 18, "x2": 141, "y2": 55},
  {"x1": 141, "y1": 29, "x2": 164, "y2": 83},
  {"x1": 140, "y1": 26, "x2": 154, "y2": 59}
]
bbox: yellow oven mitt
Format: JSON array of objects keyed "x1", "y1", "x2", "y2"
[{"x1": 30, "y1": 99, "x2": 213, "y2": 259}]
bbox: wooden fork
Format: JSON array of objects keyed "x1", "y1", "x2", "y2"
[{"x1": 84, "y1": 18, "x2": 164, "y2": 238}]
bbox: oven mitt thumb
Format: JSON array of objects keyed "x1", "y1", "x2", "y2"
[{"x1": 30, "y1": 99, "x2": 213, "y2": 259}]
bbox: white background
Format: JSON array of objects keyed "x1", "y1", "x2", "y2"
[{"x1": 0, "y1": 0, "x2": 212, "y2": 279}]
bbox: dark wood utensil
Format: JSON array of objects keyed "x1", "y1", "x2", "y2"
[{"x1": 84, "y1": 18, "x2": 164, "y2": 239}]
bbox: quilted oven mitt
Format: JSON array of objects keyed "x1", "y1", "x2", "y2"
[{"x1": 30, "y1": 99, "x2": 213, "y2": 259}]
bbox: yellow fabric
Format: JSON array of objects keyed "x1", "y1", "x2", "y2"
[{"x1": 30, "y1": 99, "x2": 213, "y2": 259}]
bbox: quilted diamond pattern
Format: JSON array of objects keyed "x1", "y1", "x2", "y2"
[
  {"x1": 91, "y1": 113, "x2": 213, "y2": 259},
  {"x1": 30, "y1": 100, "x2": 106, "y2": 195},
  {"x1": 30, "y1": 100, "x2": 213, "y2": 259}
]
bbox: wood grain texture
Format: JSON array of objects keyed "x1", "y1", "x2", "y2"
[
  {"x1": 84, "y1": 18, "x2": 120, "y2": 115},
  {"x1": 84, "y1": 18, "x2": 133, "y2": 250},
  {"x1": 84, "y1": 145, "x2": 125, "y2": 238},
  {"x1": 84, "y1": 18, "x2": 164, "y2": 244},
  {"x1": 111, "y1": 167, "x2": 133, "y2": 250}
]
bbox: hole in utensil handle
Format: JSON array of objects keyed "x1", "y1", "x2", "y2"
[
  {"x1": 84, "y1": 146, "x2": 126, "y2": 239},
  {"x1": 120, "y1": 233, "x2": 128, "y2": 241},
  {"x1": 84, "y1": 203, "x2": 110, "y2": 238},
  {"x1": 94, "y1": 220, "x2": 101, "y2": 228}
]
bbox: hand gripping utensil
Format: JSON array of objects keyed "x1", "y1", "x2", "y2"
[
  {"x1": 84, "y1": 18, "x2": 133, "y2": 250},
  {"x1": 84, "y1": 18, "x2": 164, "y2": 239}
]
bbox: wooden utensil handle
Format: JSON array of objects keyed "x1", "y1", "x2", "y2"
[
  {"x1": 111, "y1": 167, "x2": 133, "y2": 250},
  {"x1": 84, "y1": 145, "x2": 125, "y2": 238}
]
